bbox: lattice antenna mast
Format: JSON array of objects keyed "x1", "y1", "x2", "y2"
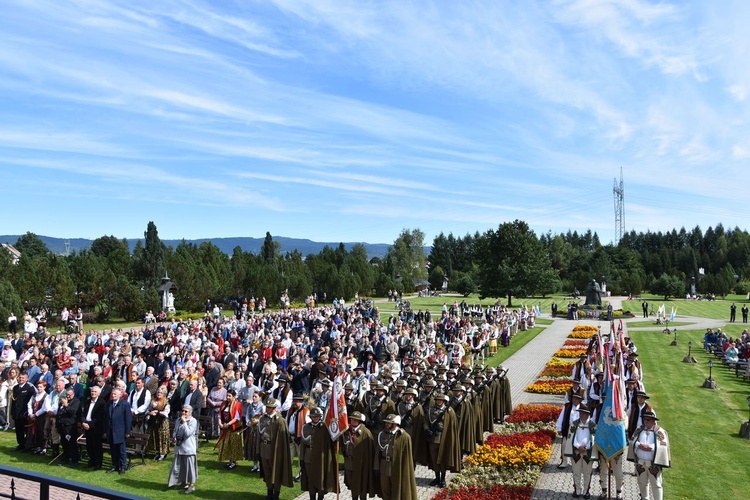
[{"x1": 613, "y1": 168, "x2": 625, "y2": 243}]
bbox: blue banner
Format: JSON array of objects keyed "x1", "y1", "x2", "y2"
[{"x1": 595, "y1": 381, "x2": 628, "y2": 461}]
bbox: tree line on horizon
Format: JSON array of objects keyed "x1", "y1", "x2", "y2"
[{"x1": 1, "y1": 220, "x2": 747, "y2": 323}]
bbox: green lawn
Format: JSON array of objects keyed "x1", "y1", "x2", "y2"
[
  {"x1": 624, "y1": 320, "x2": 694, "y2": 328},
  {"x1": 629, "y1": 328, "x2": 750, "y2": 499},
  {"x1": 485, "y1": 323, "x2": 547, "y2": 369},
  {"x1": 621, "y1": 295, "x2": 750, "y2": 320},
  {"x1": 0, "y1": 433, "x2": 303, "y2": 500}
]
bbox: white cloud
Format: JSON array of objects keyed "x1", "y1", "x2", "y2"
[{"x1": 727, "y1": 84, "x2": 747, "y2": 102}]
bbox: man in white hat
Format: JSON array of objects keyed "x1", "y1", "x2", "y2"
[
  {"x1": 629, "y1": 410, "x2": 670, "y2": 500},
  {"x1": 564, "y1": 404, "x2": 597, "y2": 498},
  {"x1": 258, "y1": 398, "x2": 293, "y2": 500}
]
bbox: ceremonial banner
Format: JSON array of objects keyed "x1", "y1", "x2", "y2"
[
  {"x1": 595, "y1": 378, "x2": 628, "y2": 461},
  {"x1": 325, "y1": 376, "x2": 349, "y2": 440}
]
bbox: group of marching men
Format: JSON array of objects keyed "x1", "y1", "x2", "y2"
[
  {"x1": 273, "y1": 361, "x2": 512, "y2": 500},
  {"x1": 556, "y1": 331, "x2": 671, "y2": 500}
]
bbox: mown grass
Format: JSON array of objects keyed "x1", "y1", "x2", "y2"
[
  {"x1": 625, "y1": 320, "x2": 694, "y2": 328},
  {"x1": 0, "y1": 432, "x2": 303, "y2": 500},
  {"x1": 620, "y1": 294, "x2": 750, "y2": 320},
  {"x1": 629, "y1": 328, "x2": 750, "y2": 499},
  {"x1": 485, "y1": 324, "x2": 548, "y2": 369}
]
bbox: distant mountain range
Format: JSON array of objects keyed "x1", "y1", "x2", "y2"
[{"x1": 0, "y1": 235, "x2": 393, "y2": 259}]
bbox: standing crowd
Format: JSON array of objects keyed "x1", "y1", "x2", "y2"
[{"x1": 2, "y1": 297, "x2": 517, "y2": 499}]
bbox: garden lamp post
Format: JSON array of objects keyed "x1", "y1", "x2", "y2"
[
  {"x1": 683, "y1": 340, "x2": 697, "y2": 363},
  {"x1": 703, "y1": 359, "x2": 718, "y2": 389},
  {"x1": 741, "y1": 396, "x2": 750, "y2": 439},
  {"x1": 670, "y1": 328, "x2": 678, "y2": 346}
]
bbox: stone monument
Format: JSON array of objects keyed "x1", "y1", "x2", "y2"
[{"x1": 584, "y1": 279, "x2": 602, "y2": 306}]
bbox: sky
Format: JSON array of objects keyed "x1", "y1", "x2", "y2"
[{"x1": 2, "y1": 0, "x2": 750, "y2": 247}]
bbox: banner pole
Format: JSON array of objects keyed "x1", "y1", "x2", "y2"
[{"x1": 336, "y1": 439, "x2": 340, "y2": 500}]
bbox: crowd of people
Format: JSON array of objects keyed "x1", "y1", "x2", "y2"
[
  {"x1": 556, "y1": 329, "x2": 671, "y2": 500},
  {"x1": 1, "y1": 298, "x2": 520, "y2": 499},
  {"x1": 703, "y1": 327, "x2": 750, "y2": 364}
]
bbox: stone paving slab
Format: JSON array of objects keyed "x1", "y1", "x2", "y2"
[{"x1": 0, "y1": 475, "x2": 102, "y2": 500}]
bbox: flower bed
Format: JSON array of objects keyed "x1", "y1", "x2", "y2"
[
  {"x1": 432, "y1": 485, "x2": 533, "y2": 500},
  {"x1": 568, "y1": 329, "x2": 598, "y2": 339},
  {"x1": 545, "y1": 358, "x2": 576, "y2": 367},
  {"x1": 484, "y1": 429, "x2": 555, "y2": 448},
  {"x1": 504, "y1": 404, "x2": 561, "y2": 424},
  {"x1": 466, "y1": 441, "x2": 551, "y2": 468},
  {"x1": 525, "y1": 379, "x2": 571, "y2": 394},
  {"x1": 553, "y1": 347, "x2": 586, "y2": 358},
  {"x1": 573, "y1": 325, "x2": 598, "y2": 332},
  {"x1": 433, "y1": 404, "x2": 560, "y2": 500},
  {"x1": 563, "y1": 339, "x2": 589, "y2": 347},
  {"x1": 538, "y1": 364, "x2": 572, "y2": 378}
]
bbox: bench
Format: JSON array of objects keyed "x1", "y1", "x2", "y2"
[
  {"x1": 77, "y1": 432, "x2": 149, "y2": 468},
  {"x1": 198, "y1": 415, "x2": 212, "y2": 442}
]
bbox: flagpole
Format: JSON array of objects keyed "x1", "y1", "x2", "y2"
[
  {"x1": 607, "y1": 461, "x2": 612, "y2": 500},
  {"x1": 336, "y1": 439, "x2": 340, "y2": 500}
]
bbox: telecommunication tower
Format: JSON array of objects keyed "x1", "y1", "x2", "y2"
[{"x1": 613, "y1": 168, "x2": 625, "y2": 243}]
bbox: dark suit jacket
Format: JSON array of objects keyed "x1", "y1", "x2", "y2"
[
  {"x1": 105, "y1": 399, "x2": 132, "y2": 444},
  {"x1": 184, "y1": 389, "x2": 203, "y2": 417},
  {"x1": 99, "y1": 384, "x2": 112, "y2": 404},
  {"x1": 82, "y1": 397, "x2": 107, "y2": 436},
  {"x1": 204, "y1": 367, "x2": 220, "y2": 391},
  {"x1": 56, "y1": 398, "x2": 81, "y2": 437},
  {"x1": 11, "y1": 382, "x2": 35, "y2": 420},
  {"x1": 249, "y1": 360, "x2": 264, "y2": 381}
]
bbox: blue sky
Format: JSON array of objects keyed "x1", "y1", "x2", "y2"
[{"x1": 2, "y1": 0, "x2": 749, "y2": 247}]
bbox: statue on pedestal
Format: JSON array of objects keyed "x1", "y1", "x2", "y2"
[{"x1": 584, "y1": 279, "x2": 602, "y2": 306}]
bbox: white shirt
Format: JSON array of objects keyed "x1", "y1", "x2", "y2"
[
  {"x1": 129, "y1": 388, "x2": 152, "y2": 415},
  {"x1": 634, "y1": 427, "x2": 656, "y2": 461},
  {"x1": 572, "y1": 421, "x2": 592, "y2": 450},
  {"x1": 86, "y1": 398, "x2": 99, "y2": 422}
]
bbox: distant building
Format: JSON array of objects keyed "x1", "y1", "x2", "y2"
[{"x1": 1, "y1": 243, "x2": 21, "y2": 265}]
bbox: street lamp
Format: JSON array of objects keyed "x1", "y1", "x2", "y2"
[
  {"x1": 708, "y1": 359, "x2": 714, "y2": 381},
  {"x1": 670, "y1": 328, "x2": 678, "y2": 346},
  {"x1": 688, "y1": 341, "x2": 692, "y2": 357}
]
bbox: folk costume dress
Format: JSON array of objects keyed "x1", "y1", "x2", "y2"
[
  {"x1": 244, "y1": 401, "x2": 263, "y2": 461},
  {"x1": 147, "y1": 397, "x2": 171, "y2": 457},
  {"x1": 217, "y1": 399, "x2": 243, "y2": 463}
]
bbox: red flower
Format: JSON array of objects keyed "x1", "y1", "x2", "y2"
[
  {"x1": 484, "y1": 429, "x2": 555, "y2": 448},
  {"x1": 432, "y1": 484, "x2": 534, "y2": 500},
  {"x1": 505, "y1": 403, "x2": 561, "y2": 424}
]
